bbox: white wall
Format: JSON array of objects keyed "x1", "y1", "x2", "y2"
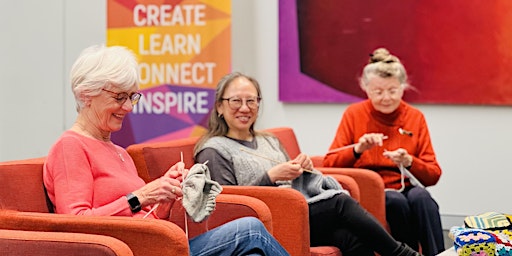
[{"x1": 1, "y1": 0, "x2": 511, "y2": 227}]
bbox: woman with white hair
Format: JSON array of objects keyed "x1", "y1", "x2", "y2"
[{"x1": 324, "y1": 48, "x2": 444, "y2": 256}]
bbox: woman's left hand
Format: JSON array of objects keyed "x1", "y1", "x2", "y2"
[
  {"x1": 164, "y1": 161, "x2": 187, "y2": 182},
  {"x1": 292, "y1": 153, "x2": 313, "y2": 171},
  {"x1": 383, "y1": 148, "x2": 413, "y2": 168}
]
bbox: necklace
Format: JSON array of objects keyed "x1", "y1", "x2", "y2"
[
  {"x1": 72, "y1": 123, "x2": 124, "y2": 162},
  {"x1": 114, "y1": 147, "x2": 125, "y2": 162}
]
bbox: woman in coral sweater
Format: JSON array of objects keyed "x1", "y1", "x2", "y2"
[{"x1": 323, "y1": 48, "x2": 444, "y2": 256}]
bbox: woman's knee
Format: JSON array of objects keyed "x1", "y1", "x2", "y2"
[
  {"x1": 232, "y1": 217, "x2": 267, "y2": 233},
  {"x1": 407, "y1": 188, "x2": 439, "y2": 211},
  {"x1": 386, "y1": 191, "x2": 409, "y2": 210}
]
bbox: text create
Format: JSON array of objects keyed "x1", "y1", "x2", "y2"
[{"x1": 133, "y1": 4, "x2": 206, "y2": 26}]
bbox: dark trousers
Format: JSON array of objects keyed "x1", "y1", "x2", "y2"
[
  {"x1": 309, "y1": 193, "x2": 400, "y2": 256},
  {"x1": 385, "y1": 186, "x2": 445, "y2": 256}
]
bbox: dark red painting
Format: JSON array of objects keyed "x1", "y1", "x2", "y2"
[{"x1": 279, "y1": 0, "x2": 512, "y2": 105}]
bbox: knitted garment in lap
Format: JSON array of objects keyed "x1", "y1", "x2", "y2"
[{"x1": 200, "y1": 136, "x2": 287, "y2": 186}]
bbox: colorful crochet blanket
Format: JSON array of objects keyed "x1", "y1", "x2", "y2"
[{"x1": 450, "y1": 226, "x2": 512, "y2": 255}]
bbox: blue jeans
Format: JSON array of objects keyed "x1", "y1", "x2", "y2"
[{"x1": 189, "y1": 217, "x2": 289, "y2": 256}]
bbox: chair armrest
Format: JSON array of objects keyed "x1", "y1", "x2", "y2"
[
  {"x1": 316, "y1": 167, "x2": 388, "y2": 229},
  {"x1": 221, "y1": 186, "x2": 310, "y2": 256},
  {"x1": 0, "y1": 210, "x2": 189, "y2": 256},
  {"x1": 324, "y1": 174, "x2": 360, "y2": 202},
  {"x1": 167, "y1": 193, "x2": 273, "y2": 238},
  {"x1": 0, "y1": 229, "x2": 133, "y2": 256},
  {"x1": 214, "y1": 194, "x2": 273, "y2": 233}
]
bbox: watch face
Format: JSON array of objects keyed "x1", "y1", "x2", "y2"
[{"x1": 127, "y1": 193, "x2": 141, "y2": 213}]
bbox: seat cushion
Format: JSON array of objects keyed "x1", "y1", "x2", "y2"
[{"x1": 310, "y1": 246, "x2": 342, "y2": 256}]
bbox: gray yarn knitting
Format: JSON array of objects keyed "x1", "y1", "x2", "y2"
[
  {"x1": 181, "y1": 163, "x2": 222, "y2": 222},
  {"x1": 291, "y1": 171, "x2": 350, "y2": 204}
]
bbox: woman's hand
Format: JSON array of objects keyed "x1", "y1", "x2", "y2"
[
  {"x1": 383, "y1": 148, "x2": 413, "y2": 168},
  {"x1": 292, "y1": 153, "x2": 313, "y2": 171},
  {"x1": 133, "y1": 176, "x2": 183, "y2": 207},
  {"x1": 138, "y1": 161, "x2": 188, "y2": 219},
  {"x1": 267, "y1": 162, "x2": 303, "y2": 183},
  {"x1": 354, "y1": 133, "x2": 386, "y2": 153},
  {"x1": 163, "y1": 161, "x2": 187, "y2": 182}
]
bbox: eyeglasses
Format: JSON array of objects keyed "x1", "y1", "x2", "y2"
[
  {"x1": 102, "y1": 89, "x2": 142, "y2": 105},
  {"x1": 221, "y1": 96, "x2": 261, "y2": 110},
  {"x1": 368, "y1": 88, "x2": 402, "y2": 98}
]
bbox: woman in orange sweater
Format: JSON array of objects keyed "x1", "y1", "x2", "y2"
[{"x1": 323, "y1": 48, "x2": 444, "y2": 256}]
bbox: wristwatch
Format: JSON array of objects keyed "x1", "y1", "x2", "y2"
[{"x1": 126, "y1": 193, "x2": 142, "y2": 213}]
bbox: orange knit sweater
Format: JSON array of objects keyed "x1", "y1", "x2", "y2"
[{"x1": 323, "y1": 100, "x2": 442, "y2": 189}]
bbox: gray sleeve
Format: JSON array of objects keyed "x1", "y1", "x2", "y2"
[{"x1": 196, "y1": 147, "x2": 274, "y2": 186}]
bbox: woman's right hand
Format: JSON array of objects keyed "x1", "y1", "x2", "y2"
[
  {"x1": 267, "y1": 162, "x2": 302, "y2": 183},
  {"x1": 354, "y1": 133, "x2": 386, "y2": 153},
  {"x1": 133, "y1": 176, "x2": 183, "y2": 207}
]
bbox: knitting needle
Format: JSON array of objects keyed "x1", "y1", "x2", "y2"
[
  {"x1": 239, "y1": 148, "x2": 317, "y2": 174},
  {"x1": 326, "y1": 136, "x2": 389, "y2": 155},
  {"x1": 143, "y1": 203, "x2": 159, "y2": 219},
  {"x1": 144, "y1": 152, "x2": 186, "y2": 219}
]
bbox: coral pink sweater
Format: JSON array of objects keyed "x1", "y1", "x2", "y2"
[
  {"x1": 43, "y1": 130, "x2": 153, "y2": 218},
  {"x1": 323, "y1": 100, "x2": 442, "y2": 189}
]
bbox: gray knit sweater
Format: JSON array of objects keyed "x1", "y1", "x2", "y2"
[{"x1": 197, "y1": 135, "x2": 349, "y2": 204}]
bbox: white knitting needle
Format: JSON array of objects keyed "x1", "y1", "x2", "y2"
[
  {"x1": 326, "y1": 136, "x2": 389, "y2": 155},
  {"x1": 143, "y1": 203, "x2": 159, "y2": 219},
  {"x1": 239, "y1": 148, "x2": 317, "y2": 174},
  {"x1": 144, "y1": 152, "x2": 186, "y2": 219}
]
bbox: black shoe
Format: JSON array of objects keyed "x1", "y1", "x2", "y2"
[{"x1": 392, "y1": 242, "x2": 423, "y2": 256}]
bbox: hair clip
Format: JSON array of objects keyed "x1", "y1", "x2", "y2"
[{"x1": 398, "y1": 128, "x2": 413, "y2": 137}]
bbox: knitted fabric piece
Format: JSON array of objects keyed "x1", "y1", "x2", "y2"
[
  {"x1": 291, "y1": 171, "x2": 349, "y2": 204},
  {"x1": 181, "y1": 163, "x2": 222, "y2": 222}
]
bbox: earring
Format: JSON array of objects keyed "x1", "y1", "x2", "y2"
[{"x1": 218, "y1": 113, "x2": 224, "y2": 119}]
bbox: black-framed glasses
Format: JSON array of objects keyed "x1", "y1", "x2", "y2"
[
  {"x1": 102, "y1": 89, "x2": 142, "y2": 105},
  {"x1": 221, "y1": 96, "x2": 261, "y2": 110}
]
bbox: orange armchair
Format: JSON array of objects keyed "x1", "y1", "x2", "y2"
[
  {"x1": 0, "y1": 228, "x2": 134, "y2": 256},
  {"x1": 263, "y1": 127, "x2": 388, "y2": 229},
  {"x1": 0, "y1": 157, "x2": 274, "y2": 256},
  {"x1": 126, "y1": 135, "x2": 367, "y2": 256}
]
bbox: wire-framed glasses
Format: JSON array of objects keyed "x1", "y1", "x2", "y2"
[
  {"x1": 102, "y1": 89, "x2": 142, "y2": 105},
  {"x1": 221, "y1": 96, "x2": 261, "y2": 110}
]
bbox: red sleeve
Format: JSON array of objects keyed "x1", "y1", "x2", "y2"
[
  {"x1": 323, "y1": 105, "x2": 361, "y2": 167},
  {"x1": 408, "y1": 114, "x2": 442, "y2": 186}
]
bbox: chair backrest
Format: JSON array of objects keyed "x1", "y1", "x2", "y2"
[
  {"x1": 126, "y1": 138, "x2": 276, "y2": 237},
  {"x1": 0, "y1": 229, "x2": 133, "y2": 256},
  {"x1": 263, "y1": 127, "x2": 302, "y2": 159},
  {"x1": 126, "y1": 136, "x2": 199, "y2": 183},
  {"x1": 0, "y1": 157, "x2": 51, "y2": 213}
]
